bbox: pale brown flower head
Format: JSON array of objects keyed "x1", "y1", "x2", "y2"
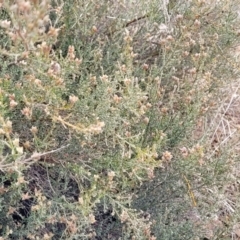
[
  {"x1": 183, "y1": 51, "x2": 189, "y2": 57},
  {"x1": 120, "y1": 210, "x2": 129, "y2": 223},
  {"x1": 10, "y1": 99, "x2": 18, "y2": 109},
  {"x1": 159, "y1": 38, "x2": 167, "y2": 46},
  {"x1": 92, "y1": 25, "x2": 98, "y2": 33},
  {"x1": 166, "y1": 35, "x2": 174, "y2": 42},
  {"x1": 113, "y1": 94, "x2": 122, "y2": 104},
  {"x1": 108, "y1": 171, "x2": 116, "y2": 181},
  {"x1": 194, "y1": 19, "x2": 201, "y2": 28},
  {"x1": 47, "y1": 27, "x2": 60, "y2": 37},
  {"x1": 23, "y1": 141, "x2": 31, "y2": 150},
  {"x1": 34, "y1": 78, "x2": 42, "y2": 86},
  {"x1": 3, "y1": 120, "x2": 12, "y2": 134},
  {"x1": 120, "y1": 64, "x2": 127, "y2": 72},
  {"x1": 30, "y1": 126, "x2": 38, "y2": 134},
  {"x1": 142, "y1": 63, "x2": 149, "y2": 70},
  {"x1": 124, "y1": 35, "x2": 133, "y2": 43},
  {"x1": 49, "y1": 62, "x2": 61, "y2": 75},
  {"x1": 125, "y1": 131, "x2": 131, "y2": 137},
  {"x1": 22, "y1": 192, "x2": 31, "y2": 201},
  {"x1": 162, "y1": 151, "x2": 173, "y2": 162},
  {"x1": 179, "y1": 147, "x2": 189, "y2": 158},
  {"x1": 17, "y1": 0, "x2": 32, "y2": 13},
  {"x1": 88, "y1": 121, "x2": 105, "y2": 134},
  {"x1": 190, "y1": 39, "x2": 196, "y2": 46},
  {"x1": 39, "y1": 41, "x2": 51, "y2": 57},
  {"x1": 146, "y1": 102, "x2": 152, "y2": 108},
  {"x1": 21, "y1": 107, "x2": 32, "y2": 118},
  {"x1": 147, "y1": 168, "x2": 155, "y2": 179},
  {"x1": 69, "y1": 95, "x2": 79, "y2": 104},
  {"x1": 100, "y1": 75, "x2": 109, "y2": 82},
  {"x1": 16, "y1": 176, "x2": 27, "y2": 186},
  {"x1": 175, "y1": 14, "x2": 183, "y2": 21},
  {"x1": 124, "y1": 78, "x2": 131, "y2": 86},
  {"x1": 67, "y1": 45, "x2": 75, "y2": 60},
  {"x1": 188, "y1": 68, "x2": 197, "y2": 74},
  {"x1": 143, "y1": 117, "x2": 149, "y2": 124},
  {"x1": 78, "y1": 197, "x2": 84, "y2": 205},
  {"x1": 0, "y1": 20, "x2": 11, "y2": 29},
  {"x1": 88, "y1": 213, "x2": 96, "y2": 224},
  {"x1": 75, "y1": 58, "x2": 82, "y2": 65}
]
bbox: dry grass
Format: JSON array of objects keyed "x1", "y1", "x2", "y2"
[{"x1": 183, "y1": 52, "x2": 240, "y2": 239}]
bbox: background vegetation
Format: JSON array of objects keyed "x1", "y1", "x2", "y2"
[{"x1": 0, "y1": 0, "x2": 240, "y2": 239}]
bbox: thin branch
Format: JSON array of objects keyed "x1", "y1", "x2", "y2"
[
  {"x1": 125, "y1": 14, "x2": 149, "y2": 27},
  {"x1": 23, "y1": 144, "x2": 70, "y2": 163},
  {"x1": 0, "y1": 144, "x2": 69, "y2": 172}
]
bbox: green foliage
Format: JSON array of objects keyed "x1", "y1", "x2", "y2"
[{"x1": 0, "y1": 0, "x2": 239, "y2": 239}]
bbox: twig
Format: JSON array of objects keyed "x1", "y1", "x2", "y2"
[
  {"x1": 125, "y1": 14, "x2": 149, "y2": 27},
  {"x1": 0, "y1": 144, "x2": 69, "y2": 172},
  {"x1": 23, "y1": 144, "x2": 70, "y2": 163},
  {"x1": 183, "y1": 174, "x2": 197, "y2": 207}
]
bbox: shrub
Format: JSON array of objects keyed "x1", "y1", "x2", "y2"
[{"x1": 0, "y1": 0, "x2": 239, "y2": 239}]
